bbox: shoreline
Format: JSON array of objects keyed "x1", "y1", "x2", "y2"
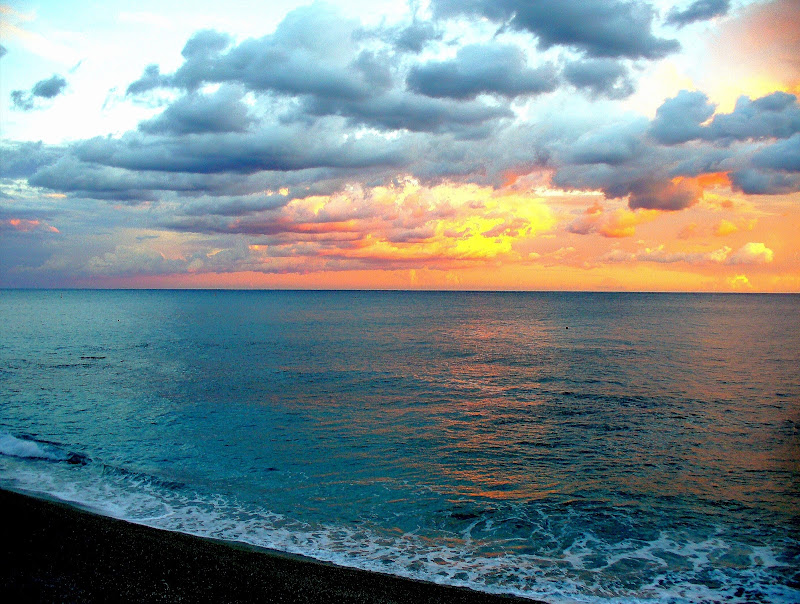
[{"x1": 0, "y1": 488, "x2": 543, "y2": 603}]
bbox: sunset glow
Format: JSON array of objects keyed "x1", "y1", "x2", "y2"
[{"x1": 2, "y1": 0, "x2": 799, "y2": 291}]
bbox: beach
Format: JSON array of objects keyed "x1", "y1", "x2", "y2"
[{"x1": 0, "y1": 488, "x2": 538, "y2": 603}]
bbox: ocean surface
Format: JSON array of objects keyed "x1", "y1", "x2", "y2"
[{"x1": 1, "y1": 290, "x2": 798, "y2": 603}]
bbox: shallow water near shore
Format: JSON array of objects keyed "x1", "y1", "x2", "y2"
[{"x1": 1, "y1": 290, "x2": 799, "y2": 602}]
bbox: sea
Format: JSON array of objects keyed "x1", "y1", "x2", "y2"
[{"x1": 0, "y1": 290, "x2": 798, "y2": 603}]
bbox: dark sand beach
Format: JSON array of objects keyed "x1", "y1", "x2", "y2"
[{"x1": 0, "y1": 489, "x2": 541, "y2": 603}]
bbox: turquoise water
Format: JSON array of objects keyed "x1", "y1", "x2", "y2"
[{"x1": 1, "y1": 290, "x2": 798, "y2": 602}]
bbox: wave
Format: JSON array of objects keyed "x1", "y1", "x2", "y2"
[
  {"x1": 0, "y1": 432, "x2": 88, "y2": 465},
  {"x1": 0, "y1": 432, "x2": 797, "y2": 603}
]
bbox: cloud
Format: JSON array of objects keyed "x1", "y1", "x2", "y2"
[
  {"x1": 68, "y1": 122, "x2": 410, "y2": 175},
  {"x1": 126, "y1": 64, "x2": 171, "y2": 95},
  {"x1": 138, "y1": 86, "x2": 255, "y2": 135},
  {"x1": 541, "y1": 90, "x2": 799, "y2": 203},
  {"x1": 601, "y1": 244, "x2": 732, "y2": 264},
  {"x1": 639, "y1": 245, "x2": 732, "y2": 264},
  {"x1": 729, "y1": 168, "x2": 800, "y2": 195},
  {"x1": 561, "y1": 118, "x2": 647, "y2": 166},
  {"x1": 0, "y1": 44, "x2": 7, "y2": 59},
  {"x1": 299, "y1": 90, "x2": 512, "y2": 133},
  {"x1": 707, "y1": 92, "x2": 800, "y2": 141},
  {"x1": 751, "y1": 133, "x2": 800, "y2": 172},
  {"x1": 0, "y1": 141, "x2": 66, "y2": 179},
  {"x1": 602, "y1": 241, "x2": 774, "y2": 266},
  {"x1": 124, "y1": 6, "x2": 510, "y2": 135},
  {"x1": 650, "y1": 90, "x2": 800, "y2": 144},
  {"x1": 31, "y1": 74, "x2": 68, "y2": 98},
  {"x1": 626, "y1": 178, "x2": 703, "y2": 211},
  {"x1": 431, "y1": 0, "x2": 680, "y2": 59},
  {"x1": 156, "y1": 181, "x2": 554, "y2": 274},
  {"x1": 729, "y1": 133, "x2": 800, "y2": 194},
  {"x1": 389, "y1": 20, "x2": 442, "y2": 53},
  {"x1": 407, "y1": 43, "x2": 558, "y2": 99},
  {"x1": 665, "y1": 0, "x2": 730, "y2": 28},
  {"x1": 566, "y1": 202, "x2": 657, "y2": 237},
  {"x1": 649, "y1": 90, "x2": 715, "y2": 144},
  {"x1": 28, "y1": 155, "x2": 189, "y2": 202},
  {"x1": 714, "y1": 219, "x2": 738, "y2": 236},
  {"x1": 546, "y1": 115, "x2": 710, "y2": 211},
  {"x1": 727, "y1": 274, "x2": 751, "y2": 289},
  {"x1": 9, "y1": 7, "x2": 800, "y2": 234},
  {"x1": 165, "y1": 8, "x2": 379, "y2": 101},
  {"x1": 10, "y1": 90, "x2": 35, "y2": 111},
  {"x1": 85, "y1": 246, "x2": 186, "y2": 276},
  {"x1": 10, "y1": 74, "x2": 67, "y2": 111},
  {"x1": 562, "y1": 58, "x2": 635, "y2": 99},
  {"x1": 727, "y1": 242, "x2": 774, "y2": 264},
  {"x1": 0, "y1": 218, "x2": 59, "y2": 234}
]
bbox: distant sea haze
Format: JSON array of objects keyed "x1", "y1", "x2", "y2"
[{"x1": 1, "y1": 290, "x2": 798, "y2": 603}]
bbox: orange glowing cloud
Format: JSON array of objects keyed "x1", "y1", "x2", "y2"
[
  {"x1": 695, "y1": 172, "x2": 731, "y2": 190},
  {"x1": 566, "y1": 202, "x2": 658, "y2": 238},
  {"x1": 237, "y1": 181, "x2": 556, "y2": 270},
  {"x1": 714, "y1": 218, "x2": 756, "y2": 237},
  {"x1": 2, "y1": 218, "x2": 59, "y2": 233}
]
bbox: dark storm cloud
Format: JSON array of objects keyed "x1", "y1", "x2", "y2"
[
  {"x1": 665, "y1": 0, "x2": 730, "y2": 27},
  {"x1": 707, "y1": 93, "x2": 800, "y2": 141},
  {"x1": 561, "y1": 119, "x2": 648, "y2": 166},
  {"x1": 180, "y1": 29, "x2": 233, "y2": 59},
  {"x1": 407, "y1": 43, "x2": 558, "y2": 99},
  {"x1": 166, "y1": 215, "x2": 361, "y2": 237},
  {"x1": 31, "y1": 75, "x2": 68, "y2": 98},
  {"x1": 729, "y1": 169, "x2": 800, "y2": 195},
  {"x1": 550, "y1": 91, "x2": 800, "y2": 205},
  {"x1": 10, "y1": 76, "x2": 66, "y2": 112},
  {"x1": 138, "y1": 86, "x2": 254, "y2": 135},
  {"x1": 752, "y1": 134, "x2": 800, "y2": 172},
  {"x1": 182, "y1": 194, "x2": 290, "y2": 217},
  {"x1": 11, "y1": 74, "x2": 68, "y2": 111},
  {"x1": 625, "y1": 178, "x2": 702, "y2": 210},
  {"x1": 69, "y1": 125, "x2": 409, "y2": 175},
  {"x1": 124, "y1": 0, "x2": 669, "y2": 133},
  {"x1": 125, "y1": 9, "x2": 381, "y2": 102},
  {"x1": 29, "y1": 157, "x2": 169, "y2": 202},
  {"x1": 168, "y1": 7, "x2": 383, "y2": 102},
  {"x1": 431, "y1": 0, "x2": 680, "y2": 59},
  {"x1": 181, "y1": 176, "x2": 349, "y2": 217},
  {"x1": 13, "y1": 3, "x2": 800, "y2": 221},
  {"x1": 650, "y1": 91, "x2": 800, "y2": 144},
  {"x1": 649, "y1": 90, "x2": 715, "y2": 144},
  {"x1": 548, "y1": 124, "x2": 709, "y2": 211},
  {"x1": 300, "y1": 91, "x2": 512, "y2": 133},
  {"x1": 126, "y1": 65, "x2": 171, "y2": 95},
  {"x1": 124, "y1": 6, "x2": 505, "y2": 133},
  {"x1": 0, "y1": 141, "x2": 65, "y2": 179},
  {"x1": 10, "y1": 90, "x2": 35, "y2": 111},
  {"x1": 562, "y1": 58, "x2": 635, "y2": 99},
  {"x1": 389, "y1": 20, "x2": 443, "y2": 53},
  {"x1": 0, "y1": 205, "x2": 63, "y2": 234}
]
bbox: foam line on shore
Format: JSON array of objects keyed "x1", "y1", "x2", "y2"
[{"x1": 0, "y1": 488, "x2": 543, "y2": 603}]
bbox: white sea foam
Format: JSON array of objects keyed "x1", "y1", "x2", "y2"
[
  {"x1": 0, "y1": 432, "x2": 66, "y2": 461},
  {"x1": 0, "y1": 451, "x2": 797, "y2": 604}
]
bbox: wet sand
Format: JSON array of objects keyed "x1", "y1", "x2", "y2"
[{"x1": 0, "y1": 488, "x2": 543, "y2": 603}]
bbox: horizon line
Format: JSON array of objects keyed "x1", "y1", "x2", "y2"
[{"x1": 1, "y1": 287, "x2": 796, "y2": 295}]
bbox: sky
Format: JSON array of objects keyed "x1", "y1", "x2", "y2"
[{"x1": 1, "y1": 0, "x2": 799, "y2": 291}]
